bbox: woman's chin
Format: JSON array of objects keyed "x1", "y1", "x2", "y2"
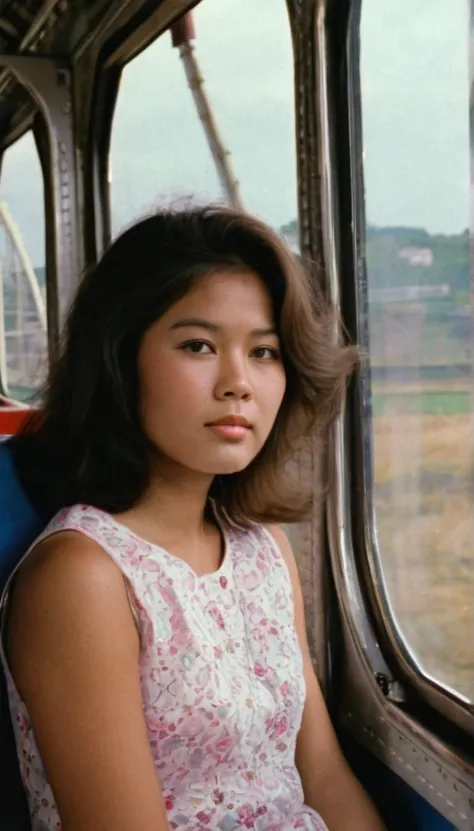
[{"x1": 198, "y1": 447, "x2": 257, "y2": 476}]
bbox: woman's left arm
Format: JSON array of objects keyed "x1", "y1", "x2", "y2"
[{"x1": 268, "y1": 525, "x2": 386, "y2": 831}]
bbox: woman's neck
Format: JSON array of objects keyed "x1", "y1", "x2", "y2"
[{"x1": 114, "y1": 457, "x2": 215, "y2": 548}]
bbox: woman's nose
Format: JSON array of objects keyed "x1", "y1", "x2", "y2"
[{"x1": 214, "y1": 359, "x2": 253, "y2": 401}]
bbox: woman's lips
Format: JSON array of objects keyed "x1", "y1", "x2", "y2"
[
  {"x1": 207, "y1": 423, "x2": 251, "y2": 440},
  {"x1": 206, "y1": 416, "x2": 252, "y2": 441}
]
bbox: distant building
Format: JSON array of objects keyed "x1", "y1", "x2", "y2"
[{"x1": 398, "y1": 246, "x2": 434, "y2": 267}]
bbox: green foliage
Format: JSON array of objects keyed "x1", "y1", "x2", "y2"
[
  {"x1": 280, "y1": 219, "x2": 298, "y2": 236},
  {"x1": 366, "y1": 225, "x2": 470, "y2": 293},
  {"x1": 280, "y1": 219, "x2": 470, "y2": 295}
]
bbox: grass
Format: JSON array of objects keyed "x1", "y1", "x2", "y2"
[
  {"x1": 372, "y1": 390, "x2": 470, "y2": 415},
  {"x1": 372, "y1": 408, "x2": 474, "y2": 700}
]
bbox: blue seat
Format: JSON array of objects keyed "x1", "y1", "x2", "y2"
[
  {"x1": 0, "y1": 440, "x2": 45, "y2": 831},
  {"x1": 0, "y1": 440, "x2": 44, "y2": 593}
]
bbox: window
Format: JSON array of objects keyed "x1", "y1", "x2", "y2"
[
  {"x1": 360, "y1": 0, "x2": 473, "y2": 700},
  {"x1": 109, "y1": 0, "x2": 297, "y2": 239},
  {"x1": 0, "y1": 131, "x2": 47, "y2": 402}
]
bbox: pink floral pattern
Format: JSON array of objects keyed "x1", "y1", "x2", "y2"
[{"x1": 1, "y1": 504, "x2": 328, "y2": 830}]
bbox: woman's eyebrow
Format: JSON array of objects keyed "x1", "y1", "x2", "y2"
[
  {"x1": 170, "y1": 318, "x2": 277, "y2": 337},
  {"x1": 170, "y1": 318, "x2": 219, "y2": 332}
]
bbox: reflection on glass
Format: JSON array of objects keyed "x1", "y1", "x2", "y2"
[
  {"x1": 109, "y1": 0, "x2": 297, "y2": 241},
  {"x1": 0, "y1": 131, "x2": 47, "y2": 402},
  {"x1": 360, "y1": 0, "x2": 473, "y2": 700}
]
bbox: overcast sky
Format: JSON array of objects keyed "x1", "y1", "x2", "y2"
[
  {"x1": 0, "y1": 0, "x2": 469, "y2": 267},
  {"x1": 361, "y1": 0, "x2": 468, "y2": 236}
]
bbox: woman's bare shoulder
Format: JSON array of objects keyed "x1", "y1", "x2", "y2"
[
  {"x1": 6, "y1": 531, "x2": 169, "y2": 830},
  {"x1": 8, "y1": 528, "x2": 136, "y2": 687},
  {"x1": 12, "y1": 529, "x2": 122, "y2": 599}
]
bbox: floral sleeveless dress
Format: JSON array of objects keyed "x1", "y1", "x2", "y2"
[{"x1": 0, "y1": 504, "x2": 328, "y2": 830}]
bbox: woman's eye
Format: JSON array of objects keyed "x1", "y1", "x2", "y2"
[
  {"x1": 252, "y1": 346, "x2": 280, "y2": 361},
  {"x1": 182, "y1": 340, "x2": 213, "y2": 354}
]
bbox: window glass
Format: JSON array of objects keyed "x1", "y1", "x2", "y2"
[
  {"x1": 360, "y1": 0, "x2": 473, "y2": 699},
  {"x1": 110, "y1": 0, "x2": 297, "y2": 239},
  {"x1": 0, "y1": 131, "x2": 47, "y2": 402}
]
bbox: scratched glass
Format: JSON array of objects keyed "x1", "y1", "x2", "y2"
[{"x1": 360, "y1": 0, "x2": 473, "y2": 700}]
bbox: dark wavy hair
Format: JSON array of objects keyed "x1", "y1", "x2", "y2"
[{"x1": 13, "y1": 206, "x2": 357, "y2": 524}]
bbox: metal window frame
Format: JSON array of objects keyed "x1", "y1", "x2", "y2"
[
  {"x1": 75, "y1": 0, "x2": 202, "y2": 262},
  {"x1": 343, "y1": 0, "x2": 474, "y2": 735},
  {"x1": 317, "y1": 0, "x2": 474, "y2": 822}
]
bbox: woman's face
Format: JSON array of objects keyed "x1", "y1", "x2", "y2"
[{"x1": 137, "y1": 268, "x2": 286, "y2": 477}]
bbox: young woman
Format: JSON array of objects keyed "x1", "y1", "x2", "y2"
[{"x1": 0, "y1": 207, "x2": 385, "y2": 830}]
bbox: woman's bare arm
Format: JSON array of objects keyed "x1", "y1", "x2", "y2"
[
  {"x1": 267, "y1": 525, "x2": 386, "y2": 831},
  {"x1": 8, "y1": 532, "x2": 170, "y2": 831}
]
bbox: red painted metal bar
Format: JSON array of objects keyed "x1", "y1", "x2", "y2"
[{"x1": 0, "y1": 401, "x2": 34, "y2": 435}]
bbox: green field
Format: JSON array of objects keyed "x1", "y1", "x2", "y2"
[
  {"x1": 372, "y1": 389, "x2": 470, "y2": 415},
  {"x1": 373, "y1": 405, "x2": 474, "y2": 701}
]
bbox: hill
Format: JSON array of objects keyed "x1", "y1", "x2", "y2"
[{"x1": 280, "y1": 220, "x2": 470, "y2": 295}]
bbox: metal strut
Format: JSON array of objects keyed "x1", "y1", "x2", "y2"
[
  {"x1": 171, "y1": 13, "x2": 244, "y2": 212},
  {"x1": 0, "y1": 55, "x2": 81, "y2": 351}
]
